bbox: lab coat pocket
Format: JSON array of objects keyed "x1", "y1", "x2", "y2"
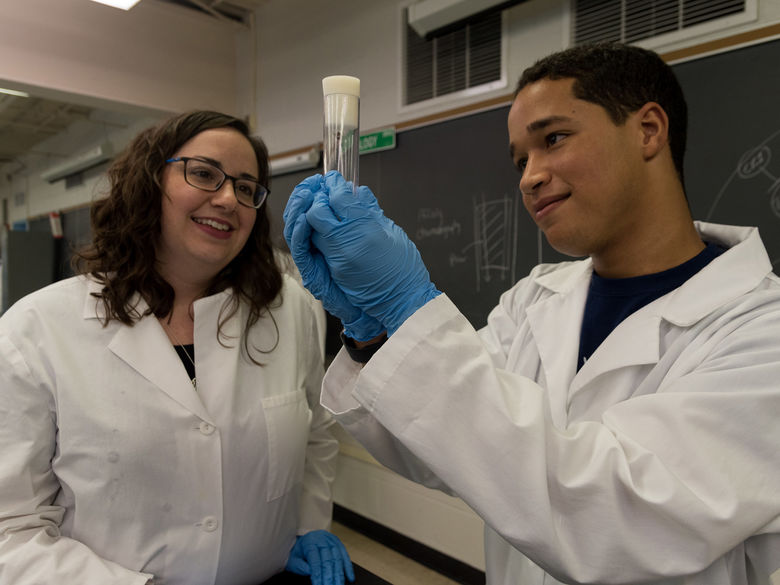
[{"x1": 262, "y1": 390, "x2": 311, "y2": 501}]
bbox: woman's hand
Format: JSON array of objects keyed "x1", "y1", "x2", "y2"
[{"x1": 285, "y1": 529, "x2": 355, "y2": 585}]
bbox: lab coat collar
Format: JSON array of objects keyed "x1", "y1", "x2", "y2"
[
  {"x1": 660, "y1": 221, "x2": 773, "y2": 326},
  {"x1": 81, "y1": 277, "x2": 216, "y2": 422},
  {"x1": 81, "y1": 275, "x2": 146, "y2": 322},
  {"x1": 528, "y1": 222, "x2": 772, "y2": 406},
  {"x1": 530, "y1": 222, "x2": 771, "y2": 327},
  {"x1": 532, "y1": 258, "x2": 593, "y2": 294}
]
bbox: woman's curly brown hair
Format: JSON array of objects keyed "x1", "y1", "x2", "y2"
[{"x1": 72, "y1": 110, "x2": 282, "y2": 362}]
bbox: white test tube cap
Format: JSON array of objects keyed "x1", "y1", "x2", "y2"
[{"x1": 322, "y1": 75, "x2": 360, "y2": 97}]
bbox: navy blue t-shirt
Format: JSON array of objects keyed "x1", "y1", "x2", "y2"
[{"x1": 577, "y1": 243, "x2": 724, "y2": 371}]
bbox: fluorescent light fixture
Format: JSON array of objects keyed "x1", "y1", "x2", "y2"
[
  {"x1": 270, "y1": 147, "x2": 320, "y2": 177},
  {"x1": 40, "y1": 142, "x2": 114, "y2": 183},
  {"x1": 89, "y1": 0, "x2": 142, "y2": 9},
  {"x1": 0, "y1": 87, "x2": 29, "y2": 98}
]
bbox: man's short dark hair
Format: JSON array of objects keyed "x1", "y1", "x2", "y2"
[{"x1": 516, "y1": 42, "x2": 688, "y2": 186}]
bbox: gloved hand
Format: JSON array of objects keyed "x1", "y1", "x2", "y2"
[
  {"x1": 284, "y1": 529, "x2": 355, "y2": 585},
  {"x1": 284, "y1": 175, "x2": 385, "y2": 341},
  {"x1": 306, "y1": 171, "x2": 441, "y2": 336}
]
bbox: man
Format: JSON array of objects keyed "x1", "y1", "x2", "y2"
[{"x1": 283, "y1": 43, "x2": 780, "y2": 585}]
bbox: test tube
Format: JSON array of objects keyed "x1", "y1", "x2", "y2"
[{"x1": 322, "y1": 75, "x2": 360, "y2": 193}]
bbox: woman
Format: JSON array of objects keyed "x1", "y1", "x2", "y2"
[{"x1": 0, "y1": 111, "x2": 353, "y2": 585}]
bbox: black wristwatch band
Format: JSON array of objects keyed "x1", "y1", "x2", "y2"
[{"x1": 340, "y1": 332, "x2": 387, "y2": 363}]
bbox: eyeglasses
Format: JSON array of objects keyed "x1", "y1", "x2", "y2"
[{"x1": 165, "y1": 157, "x2": 269, "y2": 209}]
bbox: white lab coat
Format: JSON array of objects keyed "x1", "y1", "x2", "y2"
[
  {"x1": 0, "y1": 274, "x2": 338, "y2": 585},
  {"x1": 322, "y1": 222, "x2": 780, "y2": 585}
]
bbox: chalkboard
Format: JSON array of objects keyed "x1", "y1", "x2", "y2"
[
  {"x1": 675, "y1": 38, "x2": 780, "y2": 268},
  {"x1": 268, "y1": 37, "x2": 780, "y2": 331},
  {"x1": 1, "y1": 231, "x2": 56, "y2": 313}
]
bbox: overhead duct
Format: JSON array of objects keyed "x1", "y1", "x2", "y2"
[
  {"x1": 40, "y1": 142, "x2": 114, "y2": 183},
  {"x1": 408, "y1": 0, "x2": 524, "y2": 38}
]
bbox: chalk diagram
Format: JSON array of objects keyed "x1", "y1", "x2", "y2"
[
  {"x1": 706, "y1": 129, "x2": 780, "y2": 268},
  {"x1": 416, "y1": 193, "x2": 521, "y2": 291}
]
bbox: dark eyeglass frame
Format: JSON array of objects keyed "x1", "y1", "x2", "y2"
[{"x1": 165, "y1": 156, "x2": 269, "y2": 209}]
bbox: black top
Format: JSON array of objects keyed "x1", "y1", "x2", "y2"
[{"x1": 173, "y1": 343, "x2": 196, "y2": 382}]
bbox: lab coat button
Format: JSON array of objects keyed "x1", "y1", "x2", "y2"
[
  {"x1": 201, "y1": 516, "x2": 218, "y2": 532},
  {"x1": 199, "y1": 422, "x2": 215, "y2": 435}
]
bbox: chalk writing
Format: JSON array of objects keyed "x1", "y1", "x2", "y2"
[
  {"x1": 449, "y1": 253, "x2": 468, "y2": 267},
  {"x1": 416, "y1": 207, "x2": 462, "y2": 240},
  {"x1": 771, "y1": 180, "x2": 780, "y2": 220},
  {"x1": 418, "y1": 208, "x2": 444, "y2": 221},
  {"x1": 416, "y1": 194, "x2": 521, "y2": 291},
  {"x1": 707, "y1": 128, "x2": 780, "y2": 269},
  {"x1": 737, "y1": 145, "x2": 772, "y2": 179},
  {"x1": 417, "y1": 222, "x2": 462, "y2": 240}
]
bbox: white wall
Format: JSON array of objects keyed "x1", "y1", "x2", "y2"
[
  {"x1": 253, "y1": 0, "x2": 780, "y2": 156},
  {"x1": 253, "y1": 0, "x2": 567, "y2": 155}
]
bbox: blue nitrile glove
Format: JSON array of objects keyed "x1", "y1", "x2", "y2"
[
  {"x1": 283, "y1": 174, "x2": 325, "y2": 244},
  {"x1": 285, "y1": 529, "x2": 355, "y2": 585},
  {"x1": 284, "y1": 175, "x2": 385, "y2": 342},
  {"x1": 306, "y1": 171, "x2": 441, "y2": 336}
]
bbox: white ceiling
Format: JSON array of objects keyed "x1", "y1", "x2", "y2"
[
  {"x1": 0, "y1": 0, "x2": 263, "y2": 175},
  {"x1": 0, "y1": 93, "x2": 95, "y2": 169}
]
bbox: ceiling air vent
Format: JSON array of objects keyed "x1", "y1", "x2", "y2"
[
  {"x1": 156, "y1": 0, "x2": 252, "y2": 25},
  {"x1": 573, "y1": 0, "x2": 746, "y2": 45}
]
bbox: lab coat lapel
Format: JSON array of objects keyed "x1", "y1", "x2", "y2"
[
  {"x1": 108, "y1": 317, "x2": 214, "y2": 423},
  {"x1": 81, "y1": 282, "x2": 213, "y2": 422},
  {"x1": 525, "y1": 262, "x2": 590, "y2": 428},
  {"x1": 525, "y1": 222, "x2": 771, "y2": 425},
  {"x1": 568, "y1": 306, "x2": 661, "y2": 406},
  {"x1": 569, "y1": 222, "x2": 772, "y2": 396},
  {"x1": 566, "y1": 222, "x2": 771, "y2": 415},
  {"x1": 192, "y1": 290, "x2": 242, "y2": 420},
  {"x1": 525, "y1": 261, "x2": 661, "y2": 426}
]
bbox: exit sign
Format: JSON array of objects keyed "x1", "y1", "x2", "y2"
[{"x1": 359, "y1": 128, "x2": 396, "y2": 154}]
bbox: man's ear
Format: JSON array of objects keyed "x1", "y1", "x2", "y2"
[{"x1": 637, "y1": 101, "x2": 670, "y2": 161}]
